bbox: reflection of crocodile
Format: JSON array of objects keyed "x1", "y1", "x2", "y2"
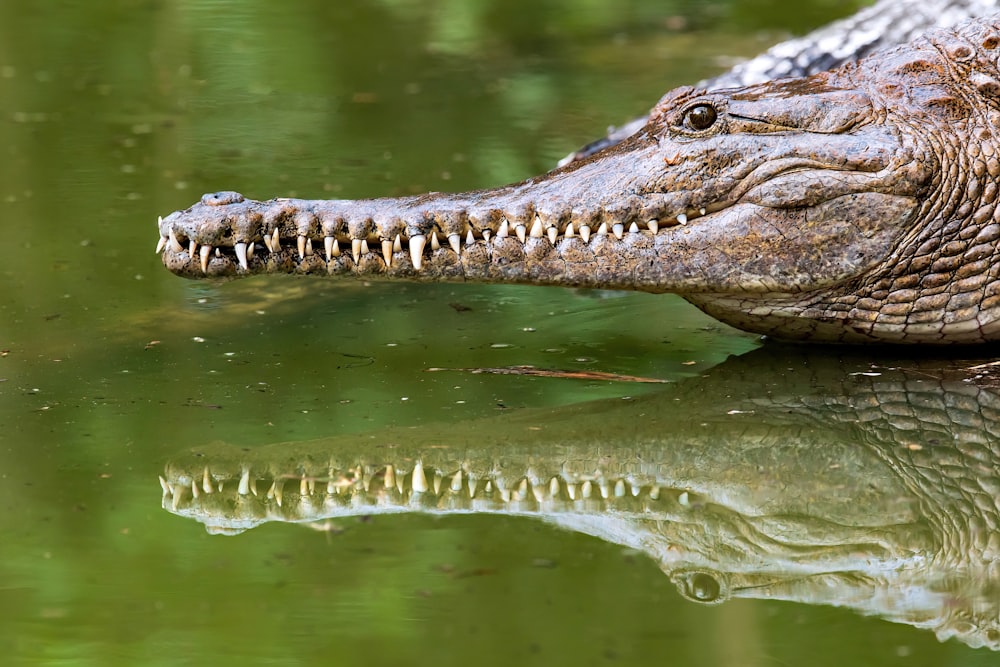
[
  {"x1": 160, "y1": 348, "x2": 1000, "y2": 649},
  {"x1": 159, "y1": 15, "x2": 1000, "y2": 343}
]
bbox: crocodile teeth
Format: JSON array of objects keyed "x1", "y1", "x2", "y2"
[
  {"x1": 529, "y1": 216, "x2": 544, "y2": 239},
  {"x1": 410, "y1": 235, "x2": 425, "y2": 270},
  {"x1": 614, "y1": 480, "x2": 626, "y2": 497},
  {"x1": 448, "y1": 233, "x2": 461, "y2": 255},
  {"x1": 189, "y1": 240, "x2": 197, "y2": 256},
  {"x1": 384, "y1": 464, "x2": 396, "y2": 490},
  {"x1": 235, "y1": 242, "x2": 248, "y2": 270},
  {"x1": 497, "y1": 219, "x2": 510, "y2": 238},
  {"x1": 263, "y1": 232, "x2": 273, "y2": 253},
  {"x1": 351, "y1": 238, "x2": 362, "y2": 264},
  {"x1": 647, "y1": 220, "x2": 659, "y2": 234},
  {"x1": 431, "y1": 231, "x2": 441, "y2": 251},
  {"x1": 412, "y1": 461, "x2": 428, "y2": 493},
  {"x1": 547, "y1": 226, "x2": 558, "y2": 245},
  {"x1": 324, "y1": 236, "x2": 334, "y2": 261},
  {"x1": 549, "y1": 477, "x2": 560, "y2": 498},
  {"x1": 360, "y1": 239, "x2": 369, "y2": 256},
  {"x1": 393, "y1": 234, "x2": 402, "y2": 253},
  {"x1": 597, "y1": 222, "x2": 609, "y2": 236},
  {"x1": 678, "y1": 491, "x2": 690, "y2": 506},
  {"x1": 482, "y1": 229, "x2": 491, "y2": 243},
  {"x1": 168, "y1": 228, "x2": 183, "y2": 252},
  {"x1": 582, "y1": 480, "x2": 593, "y2": 498},
  {"x1": 305, "y1": 238, "x2": 313, "y2": 256},
  {"x1": 628, "y1": 222, "x2": 639, "y2": 234},
  {"x1": 612, "y1": 223, "x2": 624, "y2": 240},
  {"x1": 579, "y1": 225, "x2": 591, "y2": 242},
  {"x1": 297, "y1": 235, "x2": 306, "y2": 259},
  {"x1": 677, "y1": 213, "x2": 688, "y2": 225},
  {"x1": 202, "y1": 467, "x2": 215, "y2": 494},
  {"x1": 271, "y1": 228, "x2": 281, "y2": 251},
  {"x1": 238, "y1": 468, "x2": 251, "y2": 495},
  {"x1": 699, "y1": 207, "x2": 706, "y2": 216},
  {"x1": 465, "y1": 229, "x2": 475, "y2": 245},
  {"x1": 155, "y1": 236, "x2": 167, "y2": 254},
  {"x1": 247, "y1": 242, "x2": 256, "y2": 259},
  {"x1": 158, "y1": 475, "x2": 170, "y2": 495},
  {"x1": 199, "y1": 244, "x2": 211, "y2": 273},
  {"x1": 382, "y1": 239, "x2": 394, "y2": 267},
  {"x1": 450, "y1": 470, "x2": 462, "y2": 492},
  {"x1": 515, "y1": 224, "x2": 527, "y2": 243}
]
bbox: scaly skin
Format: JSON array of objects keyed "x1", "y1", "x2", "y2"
[
  {"x1": 158, "y1": 18, "x2": 1000, "y2": 343},
  {"x1": 159, "y1": 348, "x2": 1000, "y2": 649}
]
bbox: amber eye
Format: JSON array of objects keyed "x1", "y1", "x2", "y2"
[{"x1": 684, "y1": 103, "x2": 718, "y2": 131}]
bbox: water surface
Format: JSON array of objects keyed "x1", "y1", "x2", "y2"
[{"x1": 3, "y1": 1, "x2": 998, "y2": 665}]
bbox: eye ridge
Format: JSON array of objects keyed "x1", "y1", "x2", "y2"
[{"x1": 684, "y1": 103, "x2": 718, "y2": 132}]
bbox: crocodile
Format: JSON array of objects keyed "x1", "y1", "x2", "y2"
[
  {"x1": 159, "y1": 347, "x2": 1000, "y2": 649},
  {"x1": 157, "y1": 16, "x2": 1000, "y2": 344}
]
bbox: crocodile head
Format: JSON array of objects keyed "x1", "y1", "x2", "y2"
[{"x1": 157, "y1": 19, "x2": 1000, "y2": 343}]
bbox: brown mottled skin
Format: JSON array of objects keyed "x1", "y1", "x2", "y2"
[{"x1": 158, "y1": 17, "x2": 1000, "y2": 344}]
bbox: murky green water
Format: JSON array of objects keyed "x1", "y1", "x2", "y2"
[{"x1": 3, "y1": 1, "x2": 1000, "y2": 665}]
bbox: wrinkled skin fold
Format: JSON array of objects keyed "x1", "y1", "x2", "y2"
[
  {"x1": 156, "y1": 18, "x2": 1000, "y2": 343},
  {"x1": 160, "y1": 348, "x2": 1000, "y2": 649}
]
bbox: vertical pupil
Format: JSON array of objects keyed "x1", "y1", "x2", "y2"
[{"x1": 687, "y1": 104, "x2": 717, "y2": 130}]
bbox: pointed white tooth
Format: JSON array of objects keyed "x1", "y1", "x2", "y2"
[
  {"x1": 199, "y1": 244, "x2": 211, "y2": 273},
  {"x1": 238, "y1": 469, "x2": 251, "y2": 495},
  {"x1": 649, "y1": 486, "x2": 660, "y2": 500},
  {"x1": 159, "y1": 475, "x2": 170, "y2": 495},
  {"x1": 450, "y1": 470, "x2": 463, "y2": 492},
  {"x1": 597, "y1": 222, "x2": 609, "y2": 236},
  {"x1": 463, "y1": 229, "x2": 473, "y2": 246},
  {"x1": 699, "y1": 207, "x2": 706, "y2": 216},
  {"x1": 448, "y1": 233, "x2": 461, "y2": 255},
  {"x1": 351, "y1": 238, "x2": 362, "y2": 264},
  {"x1": 518, "y1": 479, "x2": 528, "y2": 497},
  {"x1": 412, "y1": 461, "x2": 428, "y2": 493},
  {"x1": 189, "y1": 240, "x2": 197, "y2": 256},
  {"x1": 485, "y1": 480, "x2": 493, "y2": 494},
  {"x1": 432, "y1": 472, "x2": 442, "y2": 495},
  {"x1": 157, "y1": 215, "x2": 163, "y2": 227},
  {"x1": 330, "y1": 238, "x2": 340, "y2": 256},
  {"x1": 170, "y1": 485, "x2": 185, "y2": 511},
  {"x1": 155, "y1": 236, "x2": 167, "y2": 254},
  {"x1": 529, "y1": 216, "x2": 544, "y2": 238},
  {"x1": 482, "y1": 229, "x2": 491, "y2": 243},
  {"x1": 628, "y1": 222, "x2": 639, "y2": 234},
  {"x1": 599, "y1": 482, "x2": 610, "y2": 499},
  {"x1": 202, "y1": 467, "x2": 214, "y2": 494},
  {"x1": 324, "y1": 236, "x2": 334, "y2": 261},
  {"x1": 547, "y1": 226, "x2": 558, "y2": 245},
  {"x1": 614, "y1": 480, "x2": 626, "y2": 497},
  {"x1": 306, "y1": 238, "x2": 313, "y2": 256},
  {"x1": 235, "y1": 242, "x2": 248, "y2": 270},
  {"x1": 497, "y1": 219, "x2": 510, "y2": 238},
  {"x1": 582, "y1": 480, "x2": 593, "y2": 498},
  {"x1": 263, "y1": 232, "x2": 273, "y2": 253},
  {"x1": 580, "y1": 225, "x2": 591, "y2": 243},
  {"x1": 360, "y1": 239, "x2": 369, "y2": 256},
  {"x1": 168, "y1": 228, "x2": 183, "y2": 252},
  {"x1": 468, "y1": 476, "x2": 476, "y2": 498},
  {"x1": 191, "y1": 480, "x2": 200, "y2": 499},
  {"x1": 431, "y1": 231, "x2": 441, "y2": 251},
  {"x1": 549, "y1": 477, "x2": 560, "y2": 499},
  {"x1": 631, "y1": 482, "x2": 640, "y2": 497},
  {"x1": 678, "y1": 491, "x2": 690, "y2": 506},
  {"x1": 250, "y1": 478, "x2": 258, "y2": 496},
  {"x1": 382, "y1": 239, "x2": 394, "y2": 267},
  {"x1": 215, "y1": 247, "x2": 221, "y2": 258},
  {"x1": 567, "y1": 483, "x2": 577, "y2": 500},
  {"x1": 515, "y1": 224, "x2": 527, "y2": 243},
  {"x1": 300, "y1": 478, "x2": 309, "y2": 496},
  {"x1": 565, "y1": 222, "x2": 575, "y2": 237},
  {"x1": 677, "y1": 213, "x2": 688, "y2": 225},
  {"x1": 612, "y1": 223, "x2": 624, "y2": 239},
  {"x1": 410, "y1": 235, "x2": 426, "y2": 270},
  {"x1": 394, "y1": 235, "x2": 402, "y2": 253},
  {"x1": 247, "y1": 242, "x2": 256, "y2": 259},
  {"x1": 647, "y1": 220, "x2": 659, "y2": 234},
  {"x1": 271, "y1": 228, "x2": 281, "y2": 251},
  {"x1": 384, "y1": 465, "x2": 395, "y2": 490},
  {"x1": 272, "y1": 480, "x2": 284, "y2": 506},
  {"x1": 297, "y1": 235, "x2": 306, "y2": 259}
]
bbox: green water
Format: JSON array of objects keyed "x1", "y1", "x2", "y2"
[{"x1": 2, "y1": 1, "x2": 997, "y2": 665}]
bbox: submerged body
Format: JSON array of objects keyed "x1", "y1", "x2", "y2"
[{"x1": 158, "y1": 17, "x2": 1000, "y2": 344}]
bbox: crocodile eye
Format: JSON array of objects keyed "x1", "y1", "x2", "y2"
[
  {"x1": 675, "y1": 571, "x2": 725, "y2": 603},
  {"x1": 684, "y1": 103, "x2": 718, "y2": 131}
]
